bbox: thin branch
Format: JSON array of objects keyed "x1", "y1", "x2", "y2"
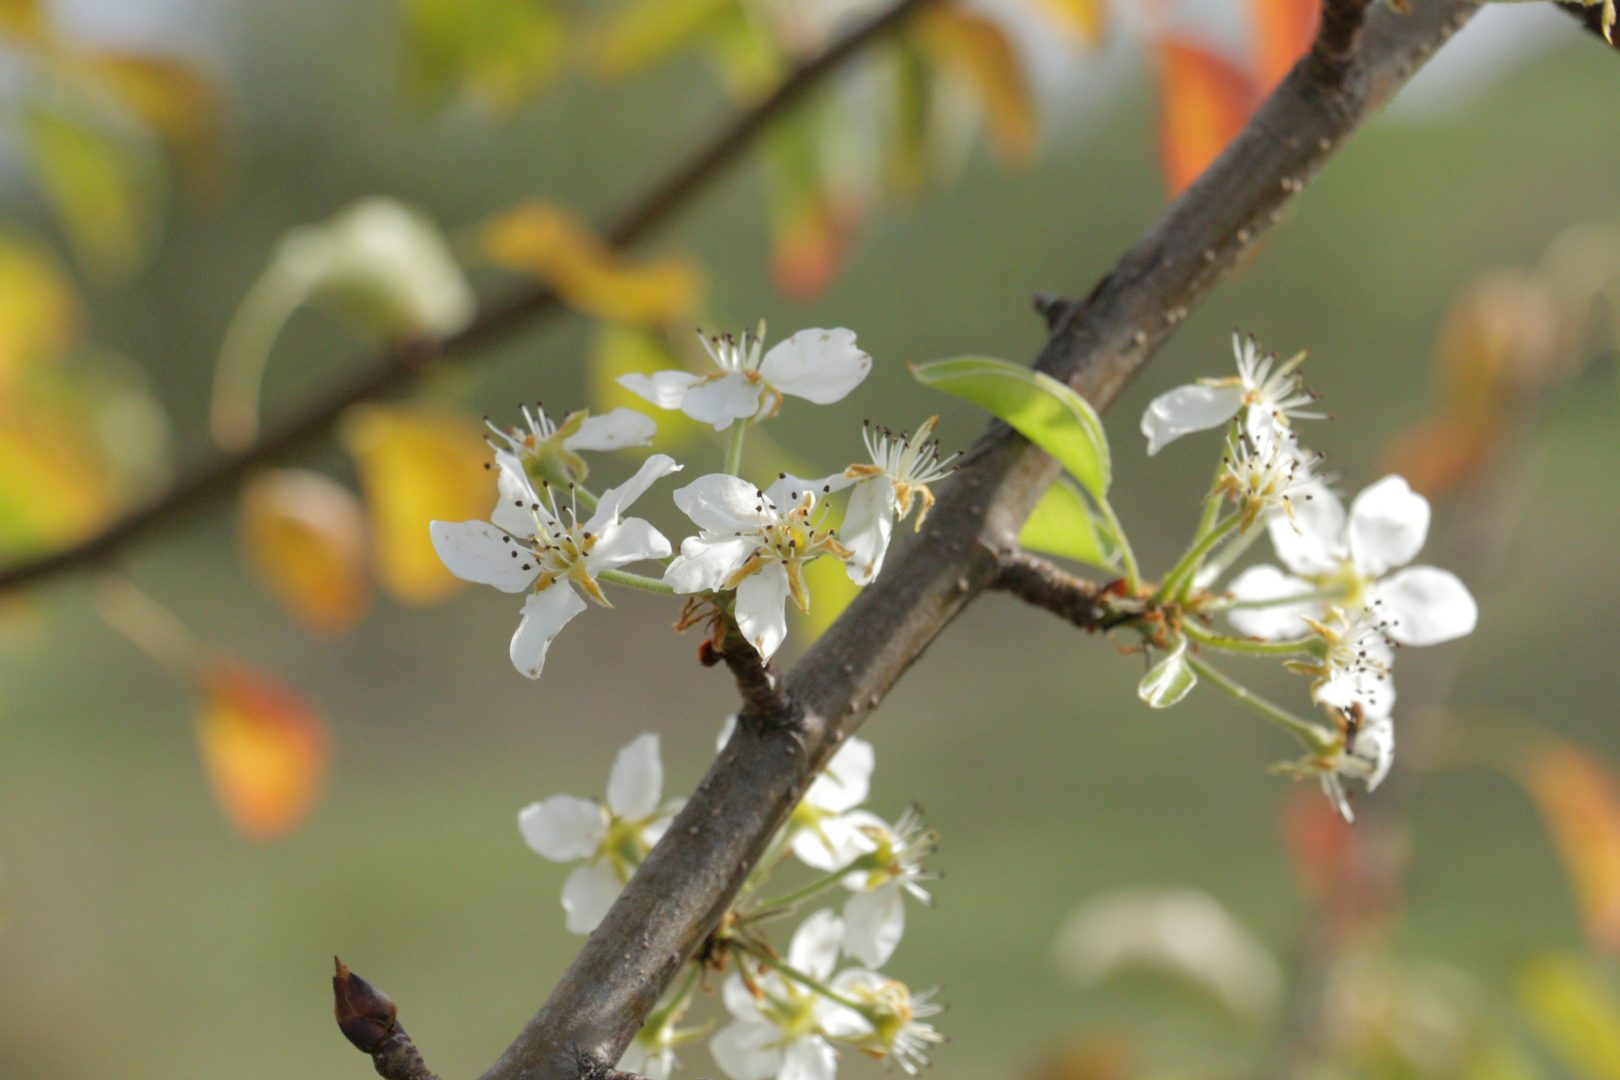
[
  {"x1": 474, "y1": 4, "x2": 1483, "y2": 1079},
  {"x1": 333, "y1": 959, "x2": 444, "y2": 1080},
  {"x1": 0, "y1": 0, "x2": 937, "y2": 597},
  {"x1": 994, "y1": 551, "x2": 1108, "y2": 631}
]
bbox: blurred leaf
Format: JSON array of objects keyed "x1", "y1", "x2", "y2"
[
  {"x1": 1467, "y1": 1039, "x2": 1543, "y2": 1080},
  {"x1": 481, "y1": 200, "x2": 703, "y2": 324},
  {"x1": 1522, "y1": 742, "x2": 1620, "y2": 952},
  {"x1": 916, "y1": 6, "x2": 1036, "y2": 166},
  {"x1": 1153, "y1": 38, "x2": 1256, "y2": 196},
  {"x1": 1025, "y1": 1035, "x2": 1134, "y2": 1080},
  {"x1": 1020, "y1": 478, "x2": 1114, "y2": 570},
  {"x1": 1381, "y1": 416, "x2": 1494, "y2": 500},
  {"x1": 591, "y1": 0, "x2": 733, "y2": 78},
  {"x1": 588, "y1": 323, "x2": 706, "y2": 450},
  {"x1": 75, "y1": 51, "x2": 224, "y2": 188},
  {"x1": 0, "y1": 413, "x2": 116, "y2": 558},
  {"x1": 0, "y1": 0, "x2": 45, "y2": 43},
  {"x1": 1280, "y1": 785, "x2": 1352, "y2": 902},
  {"x1": 759, "y1": 99, "x2": 861, "y2": 300},
  {"x1": 401, "y1": 0, "x2": 565, "y2": 113},
  {"x1": 912, "y1": 355, "x2": 1110, "y2": 498},
  {"x1": 18, "y1": 102, "x2": 157, "y2": 275},
  {"x1": 881, "y1": 39, "x2": 936, "y2": 198},
  {"x1": 340, "y1": 404, "x2": 494, "y2": 606},
  {"x1": 1138, "y1": 638, "x2": 1196, "y2": 707},
  {"x1": 1026, "y1": 0, "x2": 1106, "y2": 45},
  {"x1": 1519, "y1": 955, "x2": 1620, "y2": 1079},
  {"x1": 241, "y1": 470, "x2": 371, "y2": 635},
  {"x1": 1249, "y1": 0, "x2": 1317, "y2": 92},
  {"x1": 799, "y1": 549, "x2": 861, "y2": 645},
  {"x1": 0, "y1": 230, "x2": 81, "y2": 390},
  {"x1": 196, "y1": 663, "x2": 330, "y2": 840}
]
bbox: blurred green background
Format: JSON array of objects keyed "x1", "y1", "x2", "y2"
[{"x1": 2, "y1": 1, "x2": 1618, "y2": 1077}]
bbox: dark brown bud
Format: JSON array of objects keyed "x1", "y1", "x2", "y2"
[
  {"x1": 333, "y1": 957, "x2": 398, "y2": 1053},
  {"x1": 698, "y1": 640, "x2": 723, "y2": 667}
]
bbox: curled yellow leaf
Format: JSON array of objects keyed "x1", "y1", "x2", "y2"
[
  {"x1": 241, "y1": 469, "x2": 370, "y2": 634},
  {"x1": 196, "y1": 663, "x2": 330, "y2": 840}
]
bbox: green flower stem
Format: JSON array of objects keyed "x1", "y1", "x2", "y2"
[
  {"x1": 1095, "y1": 494, "x2": 1141, "y2": 593},
  {"x1": 1156, "y1": 513, "x2": 1240, "y2": 604},
  {"x1": 738, "y1": 827, "x2": 792, "y2": 899},
  {"x1": 1183, "y1": 620, "x2": 1319, "y2": 657},
  {"x1": 1179, "y1": 514, "x2": 1261, "y2": 601},
  {"x1": 1185, "y1": 653, "x2": 1335, "y2": 753},
  {"x1": 1211, "y1": 586, "x2": 1344, "y2": 612},
  {"x1": 643, "y1": 960, "x2": 701, "y2": 1034},
  {"x1": 744, "y1": 854, "x2": 879, "y2": 920},
  {"x1": 598, "y1": 569, "x2": 675, "y2": 595},
  {"x1": 736, "y1": 940, "x2": 871, "y2": 1017},
  {"x1": 723, "y1": 417, "x2": 749, "y2": 476}
]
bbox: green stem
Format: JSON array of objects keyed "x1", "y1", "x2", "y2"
[
  {"x1": 1185, "y1": 654, "x2": 1335, "y2": 753},
  {"x1": 744, "y1": 858, "x2": 876, "y2": 920},
  {"x1": 1156, "y1": 514, "x2": 1240, "y2": 603},
  {"x1": 643, "y1": 961, "x2": 701, "y2": 1034},
  {"x1": 1095, "y1": 494, "x2": 1141, "y2": 593},
  {"x1": 737, "y1": 941, "x2": 871, "y2": 1016},
  {"x1": 723, "y1": 418, "x2": 748, "y2": 476},
  {"x1": 598, "y1": 569, "x2": 675, "y2": 595},
  {"x1": 1179, "y1": 513, "x2": 1262, "y2": 601},
  {"x1": 1212, "y1": 586, "x2": 1344, "y2": 612},
  {"x1": 1183, "y1": 621, "x2": 1320, "y2": 657}
]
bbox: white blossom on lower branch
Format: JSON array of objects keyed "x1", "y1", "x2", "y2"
[{"x1": 838, "y1": 417, "x2": 958, "y2": 585}]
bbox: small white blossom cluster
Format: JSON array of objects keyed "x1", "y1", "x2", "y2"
[
  {"x1": 519, "y1": 725, "x2": 943, "y2": 1080},
  {"x1": 1139, "y1": 333, "x2": 1478, "y2": 821},
  {"x1": 429, "y1": 324, "x2": 958, "y2": 678}
]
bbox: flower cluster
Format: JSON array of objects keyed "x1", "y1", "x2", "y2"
[
  {"x1": 1135, "y1": 333, "x2": 1477, "y2": 821},
  {"x1": 430, "y1": 325, "x2": 958, "y2": 677}
]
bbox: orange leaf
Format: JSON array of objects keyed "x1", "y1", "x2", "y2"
[
  {"x1": 241, "y1": 469, "x2": 370, "y2": 634},
  {"x1": 1154, "y1": 38, "x2": 1257, "y2": 196},
  {"x1": 480, "y1": 201, "x2": 702, "y2": 325},
  {"x1": 1524, "y1": 742, "x2": 1620, "y2": 952},
  {"x1": 196, "y1": 663, "x2": 330, "y2": 840},
  {"x1": 771, "y1": 195, "x2": 859, "y2": 301},
  {"x1": 1379, "y1": 416, "x2": 1494, "y2": 500},
  {"x1": 340, "y1": 404, "x2": 494, "y2": 606},
  {"x1": 916, "y1": 7, "x2": 1037, "y2": 166},
  {"x1": 1249, "y1": 0, "x2": 1318, "y2": 94}
]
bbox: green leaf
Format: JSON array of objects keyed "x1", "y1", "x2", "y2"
[
  {"x1": 1139, "y1": 638, "x2": 1196, "y2": 708},
  {"x1": 1520, "y1": 954, "x2": 1620, "y2": 1080},
  {"x1": 912, "y1": 355, "x2": 1110, "y2": 498},
  {"x1": 1020, "y1": 477, "x2": 1115, "y2": 570},
  {"x1": 590, "y1": 0, "x2": 733, "y2": 78},
  {"x1": 19, "y1": 103, "x2": 156, "y2": 275},
  {"x1": 401, "y1": 0, "x2": 565, "y2": 113}
]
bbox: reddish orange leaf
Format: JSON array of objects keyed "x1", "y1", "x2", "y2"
[
  {"x1": 196, "y1": 663, "x2": 330, "y2": 840},
  {"x1": 1524, "y1": 742, "x2": 1620, "y2": 952},
  {"x1": 771, "y1": 195, "x2": 859, "y2": 301},
  {"x1": 1379, "y1": 416, "x2": 1494, "y2": 500},
  {"x1": 917, "y1": 6, "x2": 1038, "y2": 166},
  {"x1": 240, "y1": 469, "x2": 370, "y2": 634},
  {"x1": 1249, "y1": 0, "x2": 1318, "y2": 94},
  {"x1": 1280, "y1": 786, "x2": 1351, "y2": 902},
  {"x1": 1154, "y1": 38, "x2": 1257, "y2": 196}
]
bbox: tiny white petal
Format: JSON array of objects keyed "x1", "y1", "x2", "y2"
[
  {"x1": 735, "y1": 562, "x2": 791, "y2": 659},
  {"x1": 680, "y1": 373, "x2": 765, "y2": 429},
  {"x1": 517, "y1": 794, "x2": 605, "y2": 861},
  {"x1": 711, "y1": 1020, "x2": 783, "y2": 1080},
  {"x1": 804, "y1": 737, "x2": 875, "y2": 814},
  {"x1": 721, "y1": 972, "x2": 764, "y2": 1022},
  {"x1": 843, "y1": 883, "x2": 906, "y2": 968},
  {"x1": 561, "y1": 862, "x2": 622, "y2": 935},
  {"x1": 588, "y1": 518, "x2": 672, "y2": 572},
  {"x1": 1224, "y1": 565, "x2": 1316, "y2": 639},
  {"x1": 1374, "y1": 566, "x2": 1478, "y2": 646},
  {"x1": 778, "y1": 1036, "x2": 838, "y2": 1080},
  {"x1": 618, "y1": 370, "x2": 705, "y2": 410},
  {"x1": 607, "y1": 734, "x2": 664, "y2": 821},
  {"x1": 789, "y1": 908, "x2": 848, "y2": 981},
  {"x1": 588, "y1": 453, "x2": 682, "y2": 533},
  {"x1": 664, "y1": 535, "x2": 755, "y2": 594},
  {"x1": 759, "y1": 327, "x2": 872, "y2": 405},
  {"x1": 1347, "y1": 476, "x2": 1431, "y2": 578},
  {"x1": 674, "y1": 473, "x2": 778, "y2": 533},
  {"x1": 565, "y1": 408, "x2": 657, "y2": 452},
  {"x1": 492, "y1": 451, "x2": 542, "y2": 536},
  {"x1": 430, "y1": 520, "x2": 539, "y2": 593},
  {"x1": 840, "y1": 479, "x2": 897, "y2": 585},
  {"x1": 1140, "y1": 383, "x2": 1244, "y2": 455},
  {"x1": 509, "y1": 584, "x2": 587, "y2": 679}
]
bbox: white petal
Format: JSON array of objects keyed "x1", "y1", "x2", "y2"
[
  {"x1": 819, "y1": 975, "x2": 877, "y2": 1037},
  {"x1": 759, "y1": 327, "x2": 872, "y2": 405},
  {"x1": 1357, "y1": 717, "x2": 1396, "y2": 791},
  {"x1": 1267, "y1": 482, "x2": 1345, "y2": 576},
  {"x1": 565, "y1": 407, "x2": 657, "y2": 452},
  {"x1": 778, "y1": 1037, "x2": 838, "y2": 1080},
  {"x1": 840, "y1": 479, "x2": 897, "y2": 585},
  {"x1": 607, "y1": 734, "x2": 663, "y2": 820},
  {"x1": 561, "y1": 862, "x2": 622, "y2": 935},
  {"x1": 843, "y1": 883, "x2": 906, "y2": 968},
  {"x1": 1374, "y1": 566, "x2": 1477, "y2": 646},
  {"x1": 674, "y1": 473, "x2": 777, "y2": 533},
  {"x1": 804, "y1": 737, "x2": 875, "y2": 813},
  {"x1": 665, "y1": 535, "x2": 755, "y2": 594},
  {"x1": 1348, "y1": 476, "x2": 1430, "y2": 578},
  {"x1": 587, "y1": 518, "x2": 671, "y2": 572},
  {"x1": 1224, "y1": 565, "x2": 1317, "y2": 639},
  {"x1": 735, "y1": 562, "x2": 791, "y2": 660},
  {"x1": 587, "y1": 453, "x2": 681, "y2": 532},
  {"x1": 1140, "y1": 383, "x2": 1243, "y2": 455},
  {"x1": 430, "y1": 520, "x2": 539, "y2": 593},
  {"x1": 509, "y1": 584, "x2": 587, "y2": 679},
  {"x1": 710, "y1": 1020, "x2": 783, "y2": 1080},
  {"x1": 617, "y1": 370, "x2": 704, "y2": 411},
  {"x1": 721, "y1": 972, "x2": 764, "y2": 1022},
  {"x1": 680, "y1": 373, "x2": 764, "y2": 429},
  {"x1": 764, "y1": 472, "x2": 841, "y2": 510},
  {"x1": 789, "y1": 908, "x2": 847, "y2": 981},
  {"x1": 793, "y1": 809, "x2": 882, "y2": 871},
  {"x1": 517, "y1": 794, "x2": 605, "y2": 861},
  {"x1": 492, "y1": 451, "x2": 543, "y2": 537}
]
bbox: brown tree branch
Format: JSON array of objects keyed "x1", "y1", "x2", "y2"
[
  {"x1": 994, "y1": 551, "x2": 1109, "y2": 631},
  {"x1": 473, "y1": 4, "x2": 1482, "y2": 1079},
  {"x1": 0, "y1": 0, "x2": 936, "y2": 596}
]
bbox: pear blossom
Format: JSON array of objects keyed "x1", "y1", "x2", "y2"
[
  {"x1": 1301, "y1": 605, "x2": 1398, "y2": 720},
  {"x1": 711, "y1": 910, "x2": 870, "y2": 1080},
  {"x1": 486, "y1": 403, "x2": 656, "y2": 486},
  {"x1": 809, "y1": 807, "x2": 937, "y2": 968},
  {"x1": 664, "y1": 473, "x2": 852, "y2": 660},
  {"x1": 1226, "y1": 476, "x2": 1477, "y2": 646},
  {"x1": 828, "y1": 971, "x2": 945, "y2": 1075},
  {"x1": 1317, "y1": 713, "x2": 1395, "y2": 823},
  {"x1": 619, "y1": 326, "x2": 872, "y2": 431},
  {"x1": 517, "y1": 734, "x2": 681, "y2": 934},
  {"x1": 1215, "y1": 425, "x2": 1321, "y2": 533},
  {"x1": 430, "y1": 453, "x2": 679, "y2": 679},
  {"x1": 839, "y1": 417, "x2": 958, "y2": 585},
  {"x1": 1141, "y1": 332, "x2": 1323, "y2": 455}
]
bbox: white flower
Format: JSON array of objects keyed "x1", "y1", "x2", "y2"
[
  {"x1": 517, "y1": 734, "x2": 681, "y2": 934},
  {"x1": 839, "y1": 417, "x2": 958, "y2": 585},
  {"x1": 1141, "y1": 332, "x2": 1323, "y2": 455},
  {"x1": 617, "y1": 1038, "x2": 677, "y2": 1080},
  {"x1": 1226, "y1": 476, "x2": 1478, "y2": 646},
  {"x1": 430, "y1": 453, "x2": 680, "y2": 679},
  {"x1": 786, "y1": 735, "x2": 878, "y2": 872},
  {"x1": 1318, "y1": 713, "x2": 1395, "y2": 823},
  {"x1": 828, "y1": 971, "x2": 945, "y2": 1076},
  {"x1": 486, "y1": 403, "x2": 656, "y2": 486},
  {"x1": 1301, "y1": 605, "x2": 1398, "y2": 721},
  {"x1": 711, "y1": 910, "x2": 870, "y2": 1080},
  {"x1": 1215, "y1": 425, "x2": 1321, "y2": 533},
  {"x1": 664, "y1": 473, "x2": 852, "y2": 660},
  {"x1": 618, "y1": 326, "x2": 872, "y2": 431},
  {"x1": 828, "y1": 807, "x2": 938, "y2": 968}
]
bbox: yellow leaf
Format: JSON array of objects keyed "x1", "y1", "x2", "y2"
[
  {"x1": 0, "y1": 0, "x2": 46, "y2": 43},
  {"x1": 480, "y1": 200, "x2": 703, "y2": 324},
  {"x1": 1152, "y1": 38, "x2": 1257, "y2": 196},
  {"x1": 0, "y1": 412, "x2": 116, "y2": 557},
  {"x1": 340, "y1": 404, "x2": 494, "y2": 605},
  {"x1": 241, "y1": 470, "x2": 370, "y2": 635},
  {"x1": 196, "y1": 663, "x2": 330, "y2": 840},
  {"x1": 591, "y1": 0, "x2": 734, "y2": 78},
  {"x1": 1523, "y1": 743, "x2": 1620, "y2": 952},
  {"x1": 1028, "y1": 0, "x2": 1106, "y2": 45},
  {"x1": 1519, "y1": 955, "x2": 1620, "y2": 1079},
  {"x1": 916, "y1": 7, "x2": 1037, "y2": 166},
  {"x1": 77, "y1": 51, "x2": 223, "y2": 189},
  {"x1": 588, "y1": 323, "x2": 706, "y2": 451},
  {"x1": 18, "y1": 103, "x2": 156, "y2": 274},
  {"x1": 401, "y1": 0, "x2": 565, "y2": 113},
  {"x1": 0, "y1": 230, "x2": 81, "y2": 390}
]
